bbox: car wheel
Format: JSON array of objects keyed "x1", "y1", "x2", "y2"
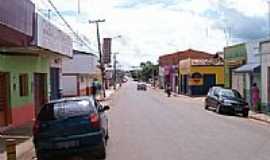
[
  {"x1": 36, "y1": 153, "x2": 50, "y2": 160},
  {"x1": 242, "y1": 110, "x2": 249, "y2": 118},
  {"x1": 216, "y1": 104, "x2": 222, "y2": 114},
  {"x1": 204, "y1": 102, "x2": 209, "y2": 110},
  {"x1": 95, "y1": 140, "x2": 106, "y2": 159}
]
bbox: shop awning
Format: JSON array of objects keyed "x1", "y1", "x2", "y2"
[{"x1": 234, "y1": 63, "x2": 260, "y2": 73}]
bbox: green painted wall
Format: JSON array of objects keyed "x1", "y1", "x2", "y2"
[
  {"x1": 224, "y1": 44, "x2": 247, "y2": 88},
  {"x1": 0, "y1": 54, "x2": 50, "y2": 108}
]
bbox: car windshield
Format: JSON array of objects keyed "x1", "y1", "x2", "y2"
[{"x1": 221, "y1": 90, "x2": 241, "y2": 98}]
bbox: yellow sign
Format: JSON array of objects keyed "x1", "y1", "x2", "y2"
[{"x1": 189, "y1": 78, "x2": 203, "y2": 86}]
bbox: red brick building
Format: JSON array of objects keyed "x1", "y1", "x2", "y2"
[
  {"x1": 159, "y1": 49, "x2": 214, "y2": 67},
  {"x1": 158, "y1": 49, "x2": 214, "y2": 92}
]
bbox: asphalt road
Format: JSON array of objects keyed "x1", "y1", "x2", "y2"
[{"x1": 105, "y1": 82, "x2": 270, "y2": 160}]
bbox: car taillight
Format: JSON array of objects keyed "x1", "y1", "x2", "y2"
[
  {"x1": 89, "y1": 113, "x2": 100, "y2": 128},
  {"x1": 33, "y1": 121, "x2": 40, "y2": 135}
]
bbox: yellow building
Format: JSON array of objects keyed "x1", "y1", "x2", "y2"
[{"x1": 179, "y1": 58, "x2": 224, "y2": 96}]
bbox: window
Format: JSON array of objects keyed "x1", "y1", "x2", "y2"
[
  {"x1": 19, "y1": 74, "x2": 29, "y2": 96},
  {"x1": 38, "y1": 99, "x2": 96, "y2": 121}
]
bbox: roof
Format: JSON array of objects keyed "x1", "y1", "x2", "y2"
[
  {"x1": 49, "y1": 96, "x2": 94, "y2": 104},
  {"x1": 234, "y1": 63, "x2": 260, "y2": 73},
  {"x1": 159, "y1": 49, "x2": 213, "y2": 59},
  {"x1": 159, "y1": 49, "x2": 214, "y2": 66}
]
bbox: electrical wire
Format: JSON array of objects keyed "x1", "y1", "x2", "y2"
[{"x1": 43, "y1": 0, "x2": 94, "y2": 52}]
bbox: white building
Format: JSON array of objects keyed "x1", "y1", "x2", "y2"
[
  {"x1": 259, "y1": 40, "x2": 270, "y2": 111},
  {"x1": 62, "y1": 50, "x2": 98, "y2": 97},
  {"x1": 233, "y1": 40, "x2": 261, "y2": 105}
]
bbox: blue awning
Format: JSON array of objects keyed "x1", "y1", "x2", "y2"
[{"x1": 234, "y1": 63, "x2": 260, "y2": 73}]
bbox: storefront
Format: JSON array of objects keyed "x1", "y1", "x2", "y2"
[
  {"x1": 0, "y1": 12, "x2": 72, "y2": 127},
  {"x1": 224, "y1": 44, "x2": 247, "y2": 89},
  {"x1": 0, "y1": 54, "x2": 50, "y2": 126},
  {"x1": 179, "y1": 58, "x2": 224, "y2": 96},
  {"x1": 62, "y1": 50, "x2": 98, "y2": 97},
  {"x1": 233, "y1": 40, "x2": 262, "y2": 107}
]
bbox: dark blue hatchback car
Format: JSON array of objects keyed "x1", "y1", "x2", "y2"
[{"x1": 33, "y1": 96, "x2": 110, "y2": 160}]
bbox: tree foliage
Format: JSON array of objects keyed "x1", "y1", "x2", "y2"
[{"x1": 139, "y1": 61, "x2": 158, "y2": 82}]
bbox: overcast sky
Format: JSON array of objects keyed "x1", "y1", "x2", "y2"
[{"x1": 35, "y1": 0, "x2": 270, "y2": 69}]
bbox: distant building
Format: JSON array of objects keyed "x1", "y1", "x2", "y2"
[
  {"x1": 62, "y1": 50, "x2": 98, "y2": 97},
  {"x1": 179, "y1": 58, "x2": 224, "y2": 96},
  {"x1": 158, "y1": 49, "x2": 214, "y2": 93}
]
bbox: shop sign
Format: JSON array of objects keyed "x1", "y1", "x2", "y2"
[
  {"x1": 102, "y1": 38, "x2": 112, "y2": 64},
  {"x1": 189, "y1": 72, "x2": 203, "y2": 86},
  {"x1": 36, "y1": 14, "x2": 73, "y2": 57}
]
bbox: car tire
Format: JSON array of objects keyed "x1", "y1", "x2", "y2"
[
  {"x1": 95, "y1": 140, "x2": 106, "y2": 159},
  {"x1": 216, "y1": 104, "x2": 222, "y2": 114},
  {"x1": 204, "y1": 102, "x2": 209, "y2": 110},
  {"x1": 242, "y1": 110, "x2": 249, "y2": 118},
  {"x1": 36, "y1": 154, "x2": 50, "y2": 160}
]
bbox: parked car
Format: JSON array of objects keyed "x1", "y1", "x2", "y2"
[
  {"x1": 137, "y1": 83, "x2": 147, "y2": 91},
  {"x1": 33, "y1": 96, "x2": 110, "y2": 160},
  {"x1": 205, "y1": 87, "x2": 249, "y2": 117}
]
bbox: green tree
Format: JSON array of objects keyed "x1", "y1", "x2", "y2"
[{"x1": 139, "y1": 61, "x2": 158, "y2": 82}]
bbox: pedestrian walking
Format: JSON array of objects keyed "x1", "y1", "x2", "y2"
[
  {"x1": 91, "y1": 79, "x2": 98, "y2": 99},
  {"x1": 251, "y1": 83, "x2": 261, "y2": 112},
  {"x1": 166, "y1": 84, "x2": 172, "y2": 97}
]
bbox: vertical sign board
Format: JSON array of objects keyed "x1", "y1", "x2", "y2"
[{"x1": 102, "y1": 38, "x2": 112, "y2": 64}]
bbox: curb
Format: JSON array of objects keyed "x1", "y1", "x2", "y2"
[{"x1": 249, "y1": 115, "x2": 270, "y2": 124}]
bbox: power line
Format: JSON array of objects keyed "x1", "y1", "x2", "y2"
[{"x1": 46, "y1": 0, "x2": 93, "y2": 51}]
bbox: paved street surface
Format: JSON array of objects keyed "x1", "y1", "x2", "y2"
[{"x1": 106, "y1": 82, "x2": 270, "y2": 160}]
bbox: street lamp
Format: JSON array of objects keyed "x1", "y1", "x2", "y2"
[
  {"x1": 110, "y1": 35, "x2": 122, "y2": 90},
  {"x1": 113, "y1": 52, "x2": 119, "y2": 89}
]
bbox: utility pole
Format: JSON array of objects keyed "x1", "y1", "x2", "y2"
[
  {"x1": 89, "y1": 19, "x2": 106, "y2": 98},
  {"x1": 78, "y1": 0, "x2": 81, "y2": 15},
  {"x1": 268, "y1": 1, "x2": 270, "y2": 37}
]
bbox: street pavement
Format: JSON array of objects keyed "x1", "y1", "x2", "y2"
[
  {"x1": 3, "y1": 81, "x2": 270, "y2": 160},
  {"x1": 106, "y1": 81, "x2": 270, "y2": 160}
]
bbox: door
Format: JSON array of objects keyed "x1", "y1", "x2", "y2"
[
  {"x1": 203, "y1": 74, "x2": 216, "y2": 95},
  {"x1": 0, "y1": 72, "x2": 11, "y2": 126},
  {"x1": 50, "y1": 68, "x2": 60, "y2": 100},
  {"x1": 183, "y1": 75, "x2": 188, "y2": 94},
  {"x1": 34, "y1": 73, "x2": 47, "y2": 117}
]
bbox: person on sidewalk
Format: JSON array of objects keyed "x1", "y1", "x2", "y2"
[
  {"x1": 91, "y1": 79, "x2": 98, "y2": 99},
  {"x1": 251, "y1": 83, "x2": 261, "y2": 112}
]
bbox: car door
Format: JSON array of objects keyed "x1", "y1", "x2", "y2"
[
  {"x1": 207, "y1": 88, "x2": 216, "y2": 108},
  {"x1": 212, "y1": 88, "x2": 220, "y2": 108},
  {"x1": 205, "y1": 88, "x2": 213, "y2": 107}
]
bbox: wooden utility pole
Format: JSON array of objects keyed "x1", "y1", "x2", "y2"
[{"x1": 89, "y1": 19, "x2": 106, "y2": 98}]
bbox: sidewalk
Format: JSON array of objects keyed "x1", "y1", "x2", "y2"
[
  {"x1": 0, "y1": 122, "x2": 34, "y2": 160},
  {"x1": 97, "y1": 84, "x2": 120, "y2": 101},
  {"x1": 249, "y1": 111, "x2": 270, "y2": 124},
  {"x1": 151, "y1": 87, "x2": 205, "y2": 103}
]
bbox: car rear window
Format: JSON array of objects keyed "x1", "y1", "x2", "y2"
[{"x1": 38, "y1": 99, "x2": 96, "y2": 122}]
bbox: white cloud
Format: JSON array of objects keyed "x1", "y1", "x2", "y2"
[{"x1": 34, "y1": 0, "x2": 268, "y2": 68}]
